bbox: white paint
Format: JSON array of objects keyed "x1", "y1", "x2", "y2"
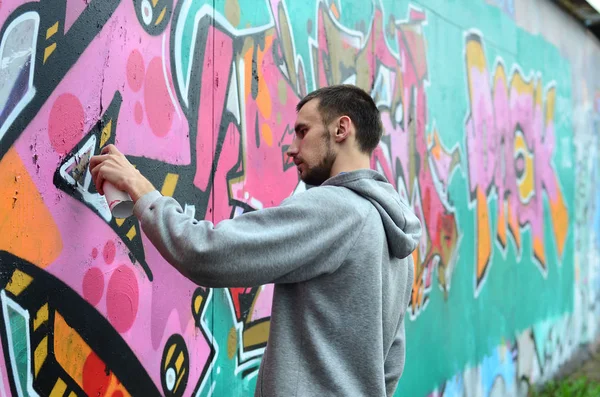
[
  {"x1": 165, "y1": 367, "x2": 176, "y2": 391},
  {"x1": 141, "y1": 0, "x2": 153, "y2": 25},
  {"x1": 0, "y1": 12, "x2": 39, "y2": 142}
]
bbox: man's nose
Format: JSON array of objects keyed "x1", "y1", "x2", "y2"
[{"x1": 287, "y1": 137, "x2": 299, "y2": 157}]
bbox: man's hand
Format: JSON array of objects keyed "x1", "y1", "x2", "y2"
[{"x1": 89, "y1": 144, "x2": 156, "y2": 202}]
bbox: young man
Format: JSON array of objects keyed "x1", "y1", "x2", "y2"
[{"x1": 90, "y1": 84, "x2": 421, "y2": 396}]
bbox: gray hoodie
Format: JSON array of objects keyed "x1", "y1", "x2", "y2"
[{"x1": 133, "y1": 169, "x2": 421, "y2": 397}]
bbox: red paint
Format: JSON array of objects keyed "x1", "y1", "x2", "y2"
[
  {"x1": 82, "y1": 352, "x2": 110, "y2": 397},
  {"x1": 92, "y1": 247, "x2": 98, "y2": 259},
  {"x1": 106, "y1": 265, "x2": 139, "y2": 333},
  {"x1": 126, "y1": 50, "x2": 145, "y2": 92},
  {"x1": 82, "y1": 267, "x2": 104, "y2": 306},
  {"x1": 144, "y1": 57, "x2": 174, "y2": 137},
  {"x1": 112, "y1": 391, "x2": 124, "y2": 397},
  {"x1": 134, "y1": 101, "x2": 143, "y2": 124},
  {"x1": 48, "y1": 93, "x2": 84, "y2": 154},
  {"x1": 103, "y1": 240, "x2": 116, "y2": 265}
]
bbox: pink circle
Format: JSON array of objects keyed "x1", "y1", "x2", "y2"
[
  {"x1": 134, "y1": 102, "x2": 143, "y2": 124},
  {"x1": 144, "y1": 57, "x2": 175, "y2": 137},
  {"x1": 126, "y1": 50, "x2": 145, "y2": 92},
  {"x1": 103, "y1": 240, "x2": 116, "y2": 265},
  {"x1": 48, "y1": 93, "x2": 85, "y2": 154},
  {"x1": 91, "y1": 248, "x2": 98, "y2": 259},
  {"x1": 106, "y1": 265, "x2": 139, "y2": 333},
  {"x1": 82, "y1": 267, "x2": 104, "y2": 306}
]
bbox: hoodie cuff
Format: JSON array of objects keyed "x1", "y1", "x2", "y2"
[{"x1": 133, "y1": 190, "x2": 162, "y2": 219}]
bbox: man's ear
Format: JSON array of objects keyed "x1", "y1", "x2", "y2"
[{"x1": 335, "y1": 116, "x2": 352, "y2": 143}]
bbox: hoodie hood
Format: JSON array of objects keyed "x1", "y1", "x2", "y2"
[{"x1": 322, "y1": 169, "x2": 422, "y2": 259}]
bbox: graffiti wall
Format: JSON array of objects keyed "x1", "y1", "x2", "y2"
[{"x1": 0, "y1": 0, "x2": 597, "y2": 396}]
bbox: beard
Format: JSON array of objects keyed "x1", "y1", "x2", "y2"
[{"x1": 301, "y1": 132, "x2": 336, "y2": 186}]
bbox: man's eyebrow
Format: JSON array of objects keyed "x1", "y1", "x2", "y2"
[{"x1": 294, "y1": 123, "x2": 308, "y2": 133}]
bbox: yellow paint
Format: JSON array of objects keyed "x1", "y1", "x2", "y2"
[
  {"x1": 49, "y1": 378, "x2": 67, "y2": 397},
  {"x1": 465, "y1": 39, "x2": 486, "y2": 71},
  {"x1": 46, "y1": 22, "x2": 59, "y2": 39},
  {"x1": 115, "y1": 218, "x2": 125, "y2": 226},
  {"x1": 126, "y1": 226, "x2": 137, "y2": 240},
  {"x1": 0, "y1": 148, "x2": 63, "y2": 267},
  {"x1": 493, "y1": 64, "x2": 507, "y2": 89},
  {"x1": 34, "y1": 303, "x2": 49, "y2": 331},
  {"x1": 175, "y1": 351, "x2": 184, "y2": 372},
  {"x1": 155, "y1": 7, "x2": 167, "y2": 25},
  {"x1": 100, "y1": 120, "x2": 113, "y2": 147},
  {"x1": 550, "y1": 181, "x2": 569, "y2": 258},
  {"x1": 194, "y1": 295, "x2": 203, "y2": 315},
  {"x1": 44, "y1": 43, "x2": 57, "y2": 63},
  {"x1": 6, "y1": 270, "x2": 33, "y2": 296},
  {"x1": 261, "y1": 123, "x2": 273, "y2": 147},
  {"x1": 476, "y1": 187, "x2": 491, "y2": 282},
  {"x1": 151, "y1": 0, "x2": 158, "y2": 6},
  {"x1": 164, "y1": 344, "x2": 176, "y2": 370},
  {"x1": 55, "y1": 312, "x2": 91, "y2": 386},
  {"x1": 535, "y1": 80, "x2": 543, "y2": 107},
  {"x1": 174, "y1": 367, "x2": 186, "y2": 392},
  {"x1": 242, "y1": 321, "x2": 270, "y2": 349},
  {"x1": 69, "y1": 392, "x2": 77, "y2": 397},
  {"x1": 545, "y1": 87, "x2": 556, "y2": 128},
  {"x1": 34, "y1": 336, "x2": 48, "y2": 376},
  {"x1": 514, "y1": 133, "x2": 534, "y2": 203},
  {"x1": 533, "y1": 237, "x2": 546, "y2": 267},
  {"x1": 161, "y1": 173, "x2": 179, "y2": 197},
  {"x1": 510, "y1": 72, "x2": 534, "y2": 96}
]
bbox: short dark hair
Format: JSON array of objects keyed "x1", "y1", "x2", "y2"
[{"x1": 296, "y1": 84, "x2": 383, "y2": 154}]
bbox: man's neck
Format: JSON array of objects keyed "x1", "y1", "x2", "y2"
[{"x1": 330, "y1": 153, "x2": 371, "y2": 177}]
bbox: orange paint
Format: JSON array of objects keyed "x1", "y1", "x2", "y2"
[
  {"x1": 533, "y1": 237, "x2": 546, "y2": 268},
  {"x1": 330, "y1": 2, "x2": 340, "y2": 19},
  {"x1": 54, "y1": 312, "x2": 91, "y2": 385},
  {"x1": 497, "y1": 203, "x2": 507, "y2": 246},
  {"x1": 550, "y1": 182, "x2": 568, "y2": 258},
  {"x1": 411, "y1": 250, "x2": 420, "y2": 311},
  {"x1": 54, "y1": 312, "x2": 130, "y2": 396},
  {"x1": 476, "y1": 187, "x2": 491, "y2": 282},
  {"x1": 255, "y1": 36, "x2": 274, "y2": 120},
  {"x1": 261, "y1": 123, "x2": 273, "y2": 147},
  {"x1": 431, "y1": 132, "x2": 441, "y2": 160},
  {"x1": 0, "y1": 148, "x2": 62, "y2": 267},
  {"x1": 507, "y1": 202, "x2": 521, "y2": 249}
]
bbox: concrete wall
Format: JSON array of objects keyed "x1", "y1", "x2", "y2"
[{"x1": 0, "y1": 0, "x2": 598, "y2": 396}]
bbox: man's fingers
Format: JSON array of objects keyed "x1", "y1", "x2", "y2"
[
  {"x1": 101, "y1": 144, "x2": 119, "y2": 155},
  {"x1": 91, "y1": 164, "x2": 105, "y2": 195},
  {"x1": 89, "y1": 154, "x2": 106, "y2": 169}
]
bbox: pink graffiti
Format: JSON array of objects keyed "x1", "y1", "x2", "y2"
[{"x1": 465, "y1": 32, "x2": 568, "y2": 290}]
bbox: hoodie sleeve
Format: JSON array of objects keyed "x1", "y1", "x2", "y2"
[{"x1": 133, "y1": 189, "x2": 367, "y2": 288}]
